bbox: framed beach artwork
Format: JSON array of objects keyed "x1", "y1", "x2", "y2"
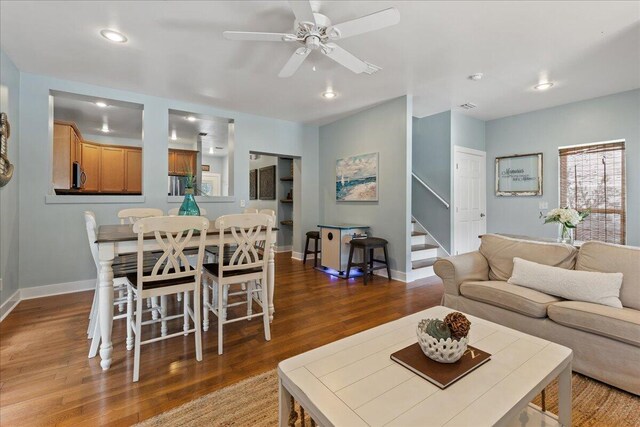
[
  {"x1": 495, "y1": 152, "x2": 543, "y2": 196},
  {"x1": 336, "y1": 152, "x2": 379, "y2": 201}
]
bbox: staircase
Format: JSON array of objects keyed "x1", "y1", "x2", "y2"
[{"x1": 409, "y1": 219, "x2": 446, "y2": 282}]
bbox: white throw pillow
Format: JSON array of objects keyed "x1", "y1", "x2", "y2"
[{"x1": 508, "y1": 257, "x2": 623, "y2": 308}]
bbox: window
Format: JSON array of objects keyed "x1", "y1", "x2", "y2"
[{"x1": 559, "y1": 141, "x2": 626, "y2": 244}]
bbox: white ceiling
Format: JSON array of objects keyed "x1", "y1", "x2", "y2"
[
  {"x1": 2, "y1": 1, "x2": 639, "y2": 124},
  {"x1": 52, "y1": 92, "x2": 143, "y2": 140},
  {"x1": 168, "y1": 109, "x2": 231, "y2": 156}
]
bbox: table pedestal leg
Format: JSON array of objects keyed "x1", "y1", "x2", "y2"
[
  {"x1": 268, "y1": 242, "x2": 275, "y2": 322},
  {"x1": 98, "y1": 243, "x2": 115, "y2": 370},
  {"x1": 558, "y1": 363, "x2": 572, "y2": 426}
]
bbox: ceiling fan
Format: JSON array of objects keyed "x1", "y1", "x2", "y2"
[{"x1": 223, "y1": 1, "x2": 400, "y2": 77}]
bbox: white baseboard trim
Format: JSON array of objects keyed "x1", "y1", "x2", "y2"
[
  {"x1": 20, "y1": 279, "x2": 95, "y2": 300},
  {"x1": 275, "y1": 245, "x2": 292, "y2": 253},
  {"x1": 0, "y1": 290, "x2": 21, "y2": 322},
  {"x1": 291, "y1": 251, "x2": 321, "y2": 261},
  {"x1": 373, "y1": 268, "x2": 408, "y2": 283}
]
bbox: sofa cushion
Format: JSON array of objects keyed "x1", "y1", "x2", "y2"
[
  {"x1": 576, "y1": 241, "x2": 640, "y2": 311},
  {"x1": 460, "y1": 280, "x2": 562, "y2": 318},
  {"x1": 479, "y1": 234, "x2": 578, "y2": 281},
  {"x1": 548, "y1": 301, "x2": 640, "y2": 347},
  {"x1": 508, "y1": 257, "x2": 623, "y2": 308}
]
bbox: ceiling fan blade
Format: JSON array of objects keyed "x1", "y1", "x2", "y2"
[
  {"x1": 322, "y1": 43, "x2": 369, "y2": 74},
  {"x1": 279, "y1": 47, "x2": 311, "y2": 78},
  {"x1": 223, "y1": 31, "x2": 296, "y2": 42},
  {"x1": 289, "y1": 0, "x2": 316, "y2": 24},
  {"x1": 327, "y1": 7, "x2": 400, "y2": 40}
]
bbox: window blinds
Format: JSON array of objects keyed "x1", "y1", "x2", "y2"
[{"x1": 559, "y1": 142, "x2": 626, "y2": 244}]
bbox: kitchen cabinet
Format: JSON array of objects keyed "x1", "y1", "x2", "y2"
[
  {"x1": 52, "y1": 121, "x2": 82, "y2": 189},
  {"x1": 168, "y1": 149, "x2": 197, "y2": 176},
  {"x1": 100, "y1": 146, "x2": 126, "y2": 192},
  {"x1": 125, "y1": 149, "x2": 142, "y2": 193},
  {"x1": 81, "y1": 142, "x2": 100, "y2": 192}
]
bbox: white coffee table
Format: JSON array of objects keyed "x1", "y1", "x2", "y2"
[{"x1": 278, "y1": 306, "x2": 572, "y2": 427}]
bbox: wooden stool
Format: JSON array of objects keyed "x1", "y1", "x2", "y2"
[
  {"x1": 346, "y1": 237, "x2": 391, "y2": 285},
  {"x1": 303, "y1": 231, "x2": 321, "y2": 267}
]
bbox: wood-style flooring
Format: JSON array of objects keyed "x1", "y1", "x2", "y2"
[{"x1": 0, "y1": 253, "x2": 443, "y2": 426}]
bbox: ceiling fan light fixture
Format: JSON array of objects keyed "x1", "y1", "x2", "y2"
[
  {"x1": 534, "y1": 82, "x2": 554, "y2": 91},
  {"x1": 100, "y1": 29, "x2": 128, "y2": 43},
  {"x1": 322, "y1": 91, "x2": 337, "y2": 99}
]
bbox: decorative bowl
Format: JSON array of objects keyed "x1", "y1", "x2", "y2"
[{"x1": 416, "y1": 325, "x2": 469, "y2": 363}]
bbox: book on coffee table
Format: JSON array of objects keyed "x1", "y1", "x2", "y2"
[{"x1": 390, "y1": 343, "x2": 491, "y2": 389}]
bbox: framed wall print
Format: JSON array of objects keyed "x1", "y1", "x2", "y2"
[
  {"x1": 495, "y1": 153, "x2": 543, "y2": 196},
  {"x1": 336, "y1": 152, "x2": 379, "y2": 201},
  {"x1": 259, "y1": 165, "x2": 276, "y2": 200},
  {"x1": 249, "y1": 169, "x2": 257, "y2": 200}
]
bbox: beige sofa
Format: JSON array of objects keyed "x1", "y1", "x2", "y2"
[{"x1": 434, "y1": 234, "x2": 640, "y2": 395}]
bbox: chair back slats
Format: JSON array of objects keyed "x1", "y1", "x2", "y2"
[
  {"x1": 242, "y1": 208, "x2": 259, "y2": 214},
  {"x1": 133, "y1": 216, "x2": 209, "y2": 289},
  {"x1": 118, "y1": 208, "x2": 164, "y2": 225},
  {"x1": 215, "y1": 214, "x2": 274, "y2": 274}
]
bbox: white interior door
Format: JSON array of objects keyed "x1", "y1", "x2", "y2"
[{"x1": 454, "y1": 147, "x2": 486, "y2": 255}]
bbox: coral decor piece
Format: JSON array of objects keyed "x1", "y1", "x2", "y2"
[{"x1": 444, "y1": 312, "x2": 472, "y2": 340}]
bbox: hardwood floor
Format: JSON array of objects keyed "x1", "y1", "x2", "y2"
[{"x1": 0, "y1": 253, "x2": 443, "y2": 426}]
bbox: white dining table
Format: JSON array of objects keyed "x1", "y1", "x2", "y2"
[{"x1": 91, "y1": 221, "x2": 277, "y2": 370}]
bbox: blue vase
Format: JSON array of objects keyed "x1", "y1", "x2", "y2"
[{"x1": 179, "y1": 188, "x2": 200, "y2": 215}]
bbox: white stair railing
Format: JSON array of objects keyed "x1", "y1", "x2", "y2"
[{"x1": 412, "y1": 173, "x2": 450, "y2": 209}]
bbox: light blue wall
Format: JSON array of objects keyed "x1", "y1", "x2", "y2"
[
  {"x1": 486, "y1": 89, "x2": 640, "y2": 245},
  {"x1": 0, "y1": 50, "x2": 20, "y2": 306},
  {"x1": 319, "y1": 96, "x2": 412, "y2": 274},
  {"x1": 412, "y1": 111, "x2": 452, "y2": 252},
  {"x1": 451, "y1": 112, "x2": 486, "y2": 152},
  {"x1": 18, "y1": 72, "x2": 319, "y2": 289}
]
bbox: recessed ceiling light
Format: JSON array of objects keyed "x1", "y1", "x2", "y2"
[
  {"x1": 95, "y1": 101, "x2": 108, "y2": 108},
  {"x1": 170, "y1": 130, "x2": 177, "y2": 141},
  {"x1": 209, "y1": 147, "x2": 214, "y2": 154},
  {"x1": 186, "y1": 116, "x2": 197, "y2": 122},
  {"x1": 100, "y1": 29, "x2": 128, "y2": 43},
  {"x1": 468, "y1": 73, "x2": 483, "y2": 81},
  {"x1": 101, "y1": 124, "x2": 110, "y2": 133},
  {"x1": 534, "y1": 82, "x2": 554, "y2": 91},
  {"x1": 322, "y1": 91, "x2": 337, "y2": 99}
]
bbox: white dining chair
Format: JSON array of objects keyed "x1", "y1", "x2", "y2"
[
  {"x1": 118, "y1": 208, "x2": 164, "y2": 224},
  {"x1": 168, "y1": 207, "x2": 207, "y2": 216},
  {"x1": 243, "y1": 208, "x2": 259, "y2": 213},
  {"x1": 125, "y1": 215, "x2": 208, "y2": 382},
  {"x1": 117, "y1": 208, "x2": 164, "y2": 312},
  {"x1": 202, "y1": 213, "x2": 273, "y2": 354}
]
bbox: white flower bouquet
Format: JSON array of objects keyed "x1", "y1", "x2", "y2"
[{"x1": 544, "y1": 207, "x2": 590, "y2": 243}]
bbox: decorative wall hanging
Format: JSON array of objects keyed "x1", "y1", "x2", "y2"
[
  {"x1": 495, "y1": 153, "x2": 543, "y2": 196},
  {"x1": 259, "y1": 165, "x2": 276, "y2": 200},
  {"x1": 0, "y1": 112, "x2": 14, "y2": 187},
  {"x1": 249, "y1": 169, "x2": 258, "y2": 200},
  {"x1": 336, "y1": 152, "x2": 378, "y2": 201}
]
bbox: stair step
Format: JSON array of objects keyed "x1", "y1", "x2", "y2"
[
  {"x1": 411, "y1": 231, "x2": 426, "y2": 237},
  {"x1": 412, "y1": 257, "x2": 438, "y2": 270},
  {"x1": 411, "y1": 244, "x2": 438, "y2": 252}
]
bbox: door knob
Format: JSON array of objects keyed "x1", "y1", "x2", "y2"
[{"x1": 480, "y1": 213, "x2": 485, "y2": 218}]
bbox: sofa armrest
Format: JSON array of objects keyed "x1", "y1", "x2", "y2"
[{"x1": 434, "y1": 251, "x2": 489, "y2": 296}]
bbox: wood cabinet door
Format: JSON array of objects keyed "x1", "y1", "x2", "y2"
[
  {"x1": 52, "y1": 123, "x2": 72, "y2": 189},
  {"x1": 168, "y1": 150, "x2": 176, "y2": 175},
  {"x1": 100, "y1": 146, "x2": 126, "y2": 192},
  {"x1": 71, "y1": 129, "x2": 81, "y2": 165},
  {"x1": 81, "y1": 142, "x2": 100, "y2": 192},
  {"x1": 125, "y1": 149, "x2": 142, "y2": 193},
  {"x1": 174, "y1": 151, "x2": 190, "y2": 175}
]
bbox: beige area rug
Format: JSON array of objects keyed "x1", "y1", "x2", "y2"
[{"x1": 137, "y1": 369, "x2": 640, "y2": 427}]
